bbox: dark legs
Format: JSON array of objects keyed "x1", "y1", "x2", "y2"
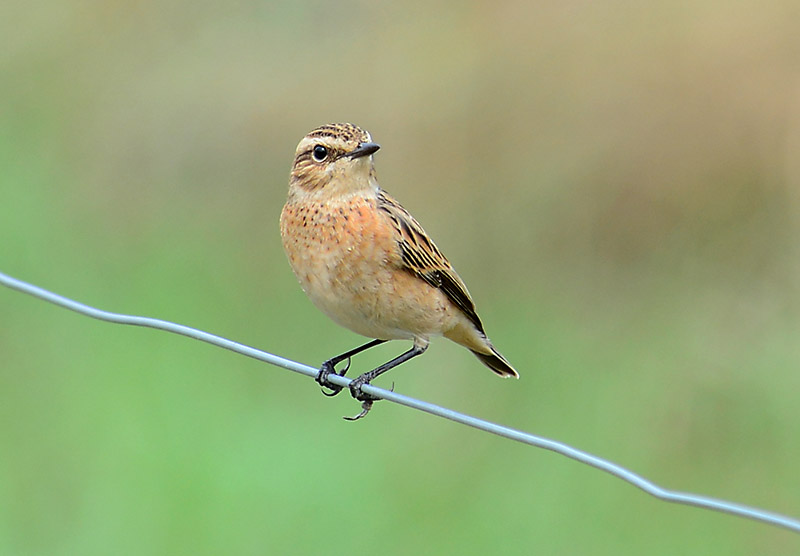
[
  {"x1": 317, "y1": 339, "x2": 429, "y2": 421},
  {"x1": 344, "y1": 342, "x2": 428, "y2": 421},
  {"x1": 317, "y1": 339, "x2": 387, "y2": 395}
]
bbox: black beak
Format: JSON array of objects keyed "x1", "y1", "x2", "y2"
[{"x1": 347, "y1": 142, "x2": 381, "y2": 159}]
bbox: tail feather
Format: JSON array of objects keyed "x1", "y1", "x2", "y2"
[{"x1": 471, "y1": 347, "x2": 519, "y2": 378}]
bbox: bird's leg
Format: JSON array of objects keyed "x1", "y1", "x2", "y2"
[
  {"x1": 317, "y1": 339, "x2": 387, "y2": 396},
  {"x1": 344, "y1": 341, "x2": 428, "y2": 421}
]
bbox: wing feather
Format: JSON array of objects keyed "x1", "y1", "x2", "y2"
[{"x1": 377, "y1": 191, "x2": 485, "y2": 333}]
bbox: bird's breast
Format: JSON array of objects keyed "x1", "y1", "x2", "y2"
[{"x1": 280, "y1": 195, "x2": 404, "y2": 335}]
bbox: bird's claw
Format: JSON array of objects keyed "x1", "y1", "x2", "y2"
[
  {"x1": 320, "y1": 386, "x2": 340, "y2": 397},
  {"x1": 316, "y1": 360, "x2": 344, "y2": 397},
  {"x1": 343, "y1": 398, "x2": 374, "y2": 421},
  {"x1": 343, "y1": 375, "x2": 381, "y2": 421},
  {"x1": 317, "y1": 356, "x2": 355, "y2": 396}
]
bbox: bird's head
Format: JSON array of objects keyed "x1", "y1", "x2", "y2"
[{"x1": 289, "y1": 123, "x2": 380, "y2": 199}]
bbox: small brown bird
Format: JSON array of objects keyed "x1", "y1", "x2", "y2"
[{"x1": 280, "y1": 123, "x2": 518, "y2": 419}]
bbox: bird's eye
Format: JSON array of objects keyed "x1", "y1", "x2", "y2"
[{"x1": 312, "y1": 145, "x2": 328, "y2": 162}]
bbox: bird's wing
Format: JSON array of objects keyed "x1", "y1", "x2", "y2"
[{"x1": 377, "y1": 190, "x2": 485, "y2": 333}]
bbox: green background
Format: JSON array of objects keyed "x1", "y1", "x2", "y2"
[{"x1": 2, "y1": 1, "x2": 799, "y2": 554}]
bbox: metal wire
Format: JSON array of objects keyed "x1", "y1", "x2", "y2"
[{"x1": 1, "y1": 269, "x2": 798, "y2": 534}]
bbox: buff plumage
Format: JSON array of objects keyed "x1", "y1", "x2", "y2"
[{"x1": 280, "y1": 123, "x2": 517, "y2": 419}]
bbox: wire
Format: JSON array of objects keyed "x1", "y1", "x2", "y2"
[{"x1": 1, "y1": 269, "x2": 798, "y2": 534}]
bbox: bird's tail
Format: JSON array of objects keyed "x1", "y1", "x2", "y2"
[{"x1": 471, "y1": 346, "x2": 519, "y2": 378}]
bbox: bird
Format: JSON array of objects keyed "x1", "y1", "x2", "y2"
[{"x1": 280, "y1": 123, "x2": 518, "y2": 420}]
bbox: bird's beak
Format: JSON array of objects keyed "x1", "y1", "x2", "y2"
[{"x1": 347, "y1": 142, "x2": 381, "y2": 159}]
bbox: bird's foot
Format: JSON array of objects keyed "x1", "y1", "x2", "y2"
[
  {"x1": 343, "y1": 399, "x2": 374, "y2": 421},
  {"x1": 343, "y1": 374, "x2": 381, "y2": 421},
  {"x1": 316, "y1": 357, "x2": 351, "y2": 397}
]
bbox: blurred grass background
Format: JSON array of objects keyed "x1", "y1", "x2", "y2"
[{"x1": 2, "y1": 1, "x2": 799, "y2": 554}]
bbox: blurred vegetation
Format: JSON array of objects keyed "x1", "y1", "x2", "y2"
[{"x1": 2, "y1": 1, "x2": 799, "y2": 554}]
